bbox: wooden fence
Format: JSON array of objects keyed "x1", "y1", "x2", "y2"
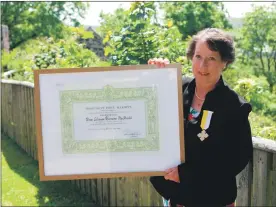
[{"x1": 1, "y1": 79, "x2": 276, "y2": 206}]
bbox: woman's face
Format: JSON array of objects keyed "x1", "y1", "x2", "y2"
[{"x1": 192, "y1": 40, "x2": 227, "y2": 88}]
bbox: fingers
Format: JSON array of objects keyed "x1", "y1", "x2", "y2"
[
  {"x1": 165, "y1": 167, "x2": 175, "y2": 174},
  {"x1": 164, "y1": 167, "x2": 176, "y2": 179},
  {"x1": 148, "y1": 57, "x2": 170, "y2": 68},
  {"x1": 164, "y1": 167, "x2": 180, "y2": 183},
  {"x1": 163, "y1": 58, "x2": 170, "y2": 64},
  {"x1": 164, "y1": 170, "x2": 176, "y2": 181}
]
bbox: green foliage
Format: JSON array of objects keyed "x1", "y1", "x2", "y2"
[
  {"x1": 99, "y1": 2, "x2": 232, "y2": 67},
  {"x1": 224, "y1": 66, "x2": 276, "y2": 122},
  {"x1": 1, "y1": 40, "x2": 40, "y2": 82},
  {"x1": 99, "y1": 2, "x2": 192, "y2": 66},
  {"x1": 249, "y1": 112, "x2": 276, "y2": 140},
  {"x1": 102, "y1": 2, "x2": 160, "y2": 65},
  {"x1": 240, "y1": 4, "x2": 276, "y2": 93},
  {"x1": 161, "y1": 2, "x2": 232, "y2": 39},
  {"x1": 1, "y1": 2, "x2": 89, "y2": 49},
  {"x1": 233, "y1": 78, "x2": 260, "y2": 102},
  {"x1": 2, "y1": 27, "x2": 109, "y2": 82},
  {"x1": 155, "y1": 26, "x2": 188, "y2": 62},
  {"x1": 98, "y1": 7, "x2": 129, "y2": 39}
]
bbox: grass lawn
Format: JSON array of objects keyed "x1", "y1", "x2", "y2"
[{"x1": 1, "y1": 134, "x2": 95, "y2": 206}]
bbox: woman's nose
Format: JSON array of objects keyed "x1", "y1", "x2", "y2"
[{"x1": 199, "y1": 59, "x2": 208, "y2": 70}]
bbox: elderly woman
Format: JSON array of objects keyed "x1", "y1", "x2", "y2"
[{"x1": 149, "y1": 28, "x2": 253, "y2": 207}]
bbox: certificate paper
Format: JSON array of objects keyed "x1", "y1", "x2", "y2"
[
  {"x1": 60, "y1": 85, "x2": 159, "y2": 153},
  {"x1": 34, "y1": 64, "x2": 184, "y2": 180}
]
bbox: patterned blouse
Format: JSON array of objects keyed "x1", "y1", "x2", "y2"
[{"x1": 188, "y1": 107, "x2": 200, "y2": 122}]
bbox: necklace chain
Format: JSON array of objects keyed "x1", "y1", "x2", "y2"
[{"x1": 195, "y1": 88, "x2": 205, "y2": 101}]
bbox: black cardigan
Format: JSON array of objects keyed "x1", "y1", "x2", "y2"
[{"x1": 150, "y1": 76, "x2": 253, "y2": 207}]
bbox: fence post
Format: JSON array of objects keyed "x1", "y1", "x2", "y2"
[{"x1": 1, "y1": 25, "x2": 10, "y2": 52}]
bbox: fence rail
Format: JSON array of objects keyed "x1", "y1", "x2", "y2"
[{"x1": 1, "y1": 79, "x2": 276, "y2": 206}]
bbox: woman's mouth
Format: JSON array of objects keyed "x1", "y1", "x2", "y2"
[{"x1": 199, "y1": 72, "x2": 209, "y2": 76}]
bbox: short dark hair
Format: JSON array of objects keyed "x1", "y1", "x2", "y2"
[{"x1": 186, "y1": 28, "x2": 235, "y2": 67}]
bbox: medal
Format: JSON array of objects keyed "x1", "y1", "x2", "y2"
[{"x1": 198, "y1": 110, "x2": 213, "y2": 141}]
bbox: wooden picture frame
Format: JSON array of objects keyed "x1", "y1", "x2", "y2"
[{"x1": 34, "y1": 64, "x2": 185, "y2": 181}]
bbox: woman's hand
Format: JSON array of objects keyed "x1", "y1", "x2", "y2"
[
  {"x1": 148, "y1": 58, "x2": 170, "y2": 68},
  {"x1": 164, "y1": 167, "x2": 180, "y2": 183}
]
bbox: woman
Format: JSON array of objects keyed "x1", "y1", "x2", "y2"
[{"x1": 149, "y1": 28, "x2": 253, "y2": 207}]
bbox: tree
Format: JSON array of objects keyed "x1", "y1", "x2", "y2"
[
  {"x1": 1, "y1": 2, "x2": 89, "y2": 49},
  {"x1": 1, "y1": 26, "x2": 108, "y2": 82},
  {"x1": 97, "y1": 7, "x2": 129, "y2": 38},
  {"x1": 241, "y1": 4, "x2": 276, "y2": 93},
  {"x1": 102, "y1": 2, "x2": 160, "y2": 65},
  {"x1": 161, "y1": 2, "x2": 232, "y2": 39}
]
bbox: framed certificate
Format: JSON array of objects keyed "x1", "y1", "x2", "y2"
[{"x1": 34, "y1": 64, "x2": 185, "y2": 181}]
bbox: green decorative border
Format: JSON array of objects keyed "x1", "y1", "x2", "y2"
[{"x1": 60, "y1": 85, "x2": 159, "y2": 154}]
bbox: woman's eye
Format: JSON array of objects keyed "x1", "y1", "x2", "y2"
[
  {"x1": 195, "y1": 55, "x2": 201, "y2": 59},
  {"x1": 209, "y1": 57, "x2": 216, "y2": 61}
]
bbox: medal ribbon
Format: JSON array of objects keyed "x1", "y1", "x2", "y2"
[{"x1": 200, "y1": 110, "x2": 213, "y2": 130}]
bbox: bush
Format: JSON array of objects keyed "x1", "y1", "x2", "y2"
[
  {"x1": 1, "y1": 27, "x2": 110, "y2": 82},
  {"x1": 249, "y1": 112, "x2": 276, "y2": 140}
]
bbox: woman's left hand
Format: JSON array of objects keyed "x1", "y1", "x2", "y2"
[{"x1": 164, "y1": 167, "x2": 180, "y2": 183}]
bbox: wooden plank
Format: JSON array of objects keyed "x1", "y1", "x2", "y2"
[
  {"x1": 133, "y1": 177, "x2": 141, "y2": 206},
  {"x1": 81, "y1": 179, "x2": 86, "y2": 194},
  {"x1": 102, "y1": 178, "x2": 109, "y2": 206},
  {"x1": 79, "y1": 179, "x2": 84, "y2": 194},
  {"x1": 20, "y1": 85, "x2": 25, "y2": 151},
  {"x1": 76, "y1": 179, "x2": 81, "y2": 192},
  {"x1": 80, "y1": 180, "x2": 84, "y2": 192},
  {"x1": 90, "y1": 179, "x2": 98, "y2": 205},
  {"x1": 1, "y1": 84, "x2": 7, "y2": 134},
  {"x1": 140, "y1": 177, "x2": 150, "y2": 206},
  {"x1": 30, "y1": 88, "x2": 37, "y2": 160},
  {"x1": 20, "y1": 86, "x2": 24, "y2": 151},
  {"x1": 28, "y1": 87, "x2": 34, "y2": 158},
  {"x1": 268, "y1": 153, "x2": 276, "y2": 206},
  {"x1": 251, "y1": 149, "x2": 269, "y2": 206},
  {"x1": 26, "y1": 87, "x2": 31, "y2": 156},
  {"x1": 116, "y1": 177, "x2": 126, "y2": 206},
  {"x1": 7, "y1": 83, "x2": 12, "y2": 138},
  {"x1": 236, "y1": 162, "x2": 252, "y2": 206},
  {"x1": 79, "y1": 179, "x2": 83, "y2": 193},
  {"x1": 15, "y1": 84, "x2": 19, "y2": 144},
  {"x1": 72, "y1": 180, "x2": 77, "y2": 189},
  {"x1": 12, "y1": 84, "x2": 18, "y2": 144},
  {"x1": 31, "y1": 87, "x2": 36, "y2": 159},
  {"x1": 97, "y1": 178, "x2": 103, "y2": 206},
  {"x1": 10, "y1": 84, "x2": 14, "y2": 139},
  {"x1": 273, "y1": 153, "x2": 276, "y2": 171},
  {"x1": 24, "y1": 86, "x2": 29, "y2": 155},
  {"x1": 109, "y1": 178, "x2": 117, "y2": 207},
  {"x1": 17, "y1": 85, "x2": 22, "y2": 147},
  {"x1": 21, "y1": 85, "x2": 26, "y2": 150},
  {"x1": 10, "y1": 84, "x2": 15, "y2": 140},
  {"x1": 85, "y1": 179, "x2": 91, "y2": 198},
  {"x1": 7, "y1": 84, "x2": 12, "y2": 138}
]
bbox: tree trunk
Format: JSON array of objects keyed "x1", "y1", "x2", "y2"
[{"x1": 269, "y1": 83, "x2": 274, "y2": 93}]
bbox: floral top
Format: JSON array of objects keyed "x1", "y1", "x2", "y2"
[{"x1": 188, "y1": 107, "x2": 200, "y2": 122}]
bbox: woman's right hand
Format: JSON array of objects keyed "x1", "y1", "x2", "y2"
[{"x1": 148, "y1": 58, "x2": 170, "y2": 68}]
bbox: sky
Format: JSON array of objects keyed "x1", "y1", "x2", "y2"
[{"x1": 79, "y1": 1, "x2": 274, "y2": 26}]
